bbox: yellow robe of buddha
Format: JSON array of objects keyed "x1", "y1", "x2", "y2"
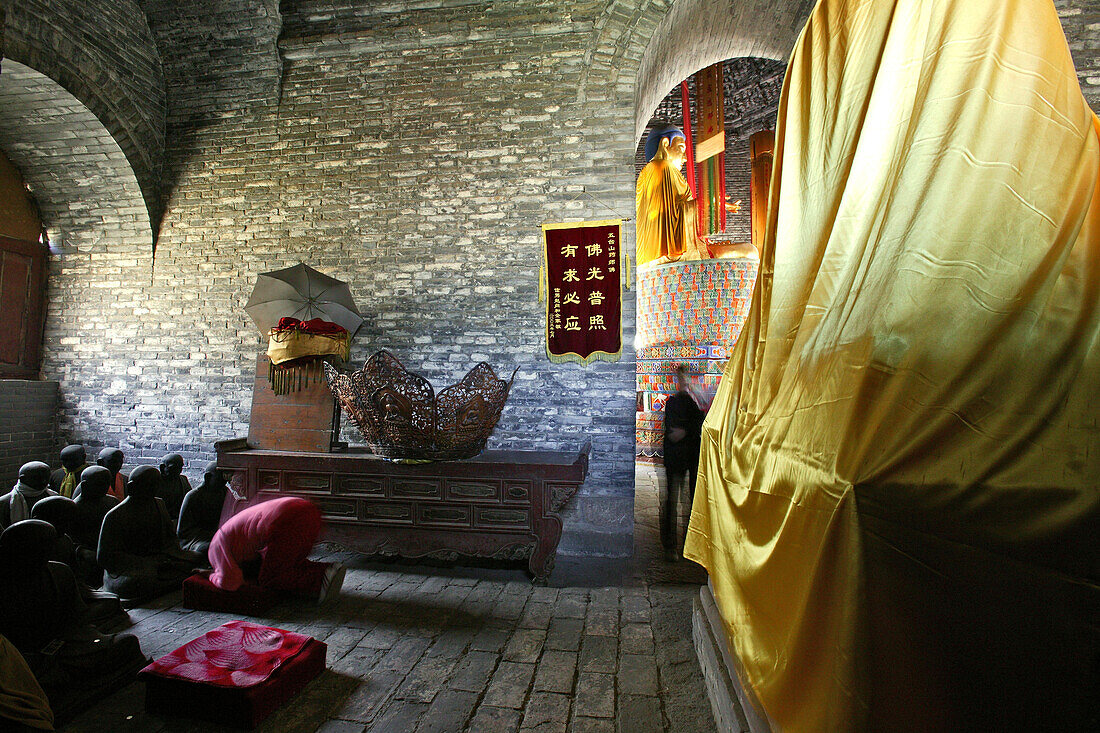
[{"x1": 635, "y1": 157, "x2": 702, "y2": 268}]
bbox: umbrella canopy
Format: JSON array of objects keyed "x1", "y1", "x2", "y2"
[{"x1": 245, "y1": 263, "x2": 363, "y2": 337}]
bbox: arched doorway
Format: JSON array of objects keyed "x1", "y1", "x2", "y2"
[{"x1": 632, "y1": 56, "x2": 785, "y2": 576}]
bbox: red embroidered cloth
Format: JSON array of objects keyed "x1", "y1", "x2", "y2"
[
  {"x1": 272, "y1": 317, "x2": 347, "y2": 336},
  {"x1": 140, "y1": 621, "x2": 312, "y2": 688}
]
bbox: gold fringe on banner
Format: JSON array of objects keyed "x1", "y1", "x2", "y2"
[{"x1": 268, "y1": 357, "x2": 330, "y2": 396}]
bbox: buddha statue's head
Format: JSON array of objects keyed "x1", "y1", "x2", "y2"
[
  {"x1": 200, "y1": 461, "x2": 226, "y2": 494},
  {"x1": 159, "y1": 453, "x2": 184, "y2": 480},
  {"x1": 0, "y1": 519, "x2": 55, "y2": 570},
  {"x1": 31, "y1": 495, "x2": 78, "y2": 537},
  {"x1": 644, "y1": 124, "x2": 687, "y2": 170},
  {"x1": 96, "y1": 448, "x2": 125, "y2": 477},
  {"x1": 77, "y1": 466, "x2": 112, "y2": 501},
  {"x1": 17, "y1": 462, "x2": 51, "y2": 492},
  {"x1": 126, "y1": 465, "x2": 159, "y2": 501},
  {"x1": 60, "y1": 444, "x2": 86, "y2": 472}
]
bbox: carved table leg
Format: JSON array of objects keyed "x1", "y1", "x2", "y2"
[{"x1": 529, "y1": 515, "x2": 563, "y2": 584}]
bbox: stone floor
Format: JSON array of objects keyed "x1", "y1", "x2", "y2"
[{"x1": 59, "y1": 464, "x2": 715, "y2": 732}]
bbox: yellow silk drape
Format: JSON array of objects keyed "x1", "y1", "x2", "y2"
[
  {"x1": 684, "y1": 0, "x2": 1100, "y2": 730},
  {"x1": 0, "y1": 636, "x2": 53, "y2": 731}
]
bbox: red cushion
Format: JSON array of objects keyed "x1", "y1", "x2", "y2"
[
  {"x1": 182, "y1": 573, "x2": 280, "y2": 615},
  {"x1": 140, "y1": 621, "x2": 326, "y2": 728}
]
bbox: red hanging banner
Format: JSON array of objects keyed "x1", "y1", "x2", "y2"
[{"x1": 541, "y1": 219, "x2": 623, "y2": 364}]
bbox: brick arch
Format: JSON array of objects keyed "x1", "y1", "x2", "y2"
[
  {"x1": 633, "y1": 0, "x2": 815, "y2": 141},
  {"x1": 0, "y1": 61, "x2": 154, "y2": 450},
  {"x1": 0, "y1": 62, "x2": 151, "y2": 254},
  {"x1": 3, "y1": 0, "x2": 165, "y2": 243}
]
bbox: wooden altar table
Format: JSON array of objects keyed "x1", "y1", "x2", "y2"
[{"x1": 215, "y1": 439, "x2": 589, "y2": 582}]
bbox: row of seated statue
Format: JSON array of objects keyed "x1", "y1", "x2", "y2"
[
  {"x1": 0, "y1": 455, "x2": 230, "y2": 727},
  {"x1": 0, "y1": 450, "x2": 229, "y2": 604}
]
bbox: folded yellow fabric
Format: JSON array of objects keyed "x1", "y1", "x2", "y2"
[
  {"x1": 266, "y1": 330, "x2": 349, "y2": 366},
  {"x1": 685, "y1": 0, "x2": 1099, "y2": 730},
  {"x1": 0, "y1": 635, "x2": 53, "y2": 731}
]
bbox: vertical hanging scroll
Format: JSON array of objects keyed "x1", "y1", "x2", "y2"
[
  {"x1": 541, "y1": 220, "x2": 623, "y2": 364},
  {"x1": 694, "y1": 62, "x2": 726, "y2": 235},
  {"x1": 749, "y1": 130, "x2": 775, "y2": 250}
]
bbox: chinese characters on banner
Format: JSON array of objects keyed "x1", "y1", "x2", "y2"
[{"x1": 541, "y1": 219, "x2": 622, "y2": 364}]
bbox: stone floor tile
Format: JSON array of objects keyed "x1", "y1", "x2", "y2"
[
  {"x1": 569, "y1": 716, "x2": 615, "y2": 733},
  {"x1": 519, "y1": 691, "x2": 571, "y2": 733},
  {"x1": 584, "y1": 608, "x2": 618, "y2": 637},
  {"x1": 573, "y1": 671, "x2": 615, "y2": 719},
  {"x1": 533, "y1": 649, "x2": 578, "y2": 694},
  {"x1": 619, "y1": 623, "x2": 655, "y2": 655},
  {"x1": 415, "y1": 689, "x2": 479, "y2": 733},
  {"x1": 330, "y1": 646, "x2": 385, "y2": 677},
  {"x1": 357, "y1": 626, "x2": 403, "y2": 650},
  {"x1": 482, "y1": 661, "x2": 537, "y2": 709},
  {"x1": 530, "y1": 586, "x2": 560, "y2": 604},
  {"x1": 331, "y1": 671, "x2": 405, "y2": 723},
  {"x1": 579, "y1": 634, "x2": 618, "y2": 674},
  {"x1": 470, "y1": 625, "x2": 511, "y2": 653},
  {"x1": 503, "y1": 627, "x2": 547, "y2": 664},
  {"x1": 617, "y1": 654, "x2": 659, "y2": 697},
  {"x1": 545, "y1": 617, "x2": 584, "y2": 652},
  {"x1": 372, "y1": 635, "x2": 432, "y2": 675},
  {"x1": 399, "y1": 652, "x2": 461, "y2": 703},
  {"x1": 620, "y1": 594, "x2": 651, "y2": 624},
  {"x1": 520, "y1": 601, "x2": 554, "y2": 629},
  {"x1": 367, "y1": 700, "x2": 429, "y2": 733},
  {"x1": 554, "y1": 590, "x2": 589, "y2": 618},
  {"x1": 494, "y1": 591, "x2": 530, "y2": 622},
  {"x1": 426, "y1": 627, "x2": 475, "y2": 660},
  {"x1": 448, "y1": 649, "x2": 500, "y2": 693},
  {"x1": 614, "y1": 695, "x2": 663, "y2": 733},
  {"x1": 316, "y1": 720, "x2": 366, "y2": 733},
  {"x1": 467, "y1": 704, "x2": 523, "y2": 733},
  {"x1": 589, "y1": 588, "x2": 621, "y2": 608}
]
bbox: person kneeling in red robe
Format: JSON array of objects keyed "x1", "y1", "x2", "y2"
[{"x1": 208, "y1": 497, "x2": 345, "y2": 603}]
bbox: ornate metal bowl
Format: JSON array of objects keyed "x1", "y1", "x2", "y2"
[{"x1": 324, "y1": 350, "x2": 515, "y2": 461}]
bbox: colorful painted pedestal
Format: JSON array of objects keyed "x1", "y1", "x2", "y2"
[{"x1": 636, "y1": 258, "x2": 758, "y2": 460}]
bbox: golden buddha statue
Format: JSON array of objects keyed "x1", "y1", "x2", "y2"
[{"x1": 636, "y1": 125, "x2": 710, "y2": 268}]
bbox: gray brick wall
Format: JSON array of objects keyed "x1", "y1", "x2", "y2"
[
  {"x1": 39, "y1": 0, "x2": 680, "y2": 557},
  {"x1": 143, "y1": 0, "x2": 283, "y2": 127},
  {"x1": 15, "y1": 0, "x2": 1100, "y2": 559},
  {"x1": 0, "y1": 380, "x2": 59, "y2": 489},
  {"x1": 1059, "y1": 0, "x2": 1100, "y2": 111},
  {"x1": 3, "y1": 0, "x2": 166, "y2": 233}
]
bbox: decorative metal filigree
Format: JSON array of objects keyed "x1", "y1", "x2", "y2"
[{"x1": 325, "y1": 350, "x2": 515, "y2": 461}]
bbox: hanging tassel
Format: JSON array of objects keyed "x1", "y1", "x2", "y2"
[{"x1": 538, "y1": 262, "x2": 545, "y2": 302}]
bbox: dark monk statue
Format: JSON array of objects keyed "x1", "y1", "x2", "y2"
[
  {"x1": 94, "y1": 448, "x2": 127, "y2": 502},
  {"x1": 49, "y1": 445, "x2": 88, "y2": 499},
  {"x1": 30, "y1": 496, "x2": 128, "y2": 631},
  {"x1": 177, "y1": 461, "x2": 227, "y2": 561},
  {"x1": 0, "y1": 519, "x2": 146, "y2": 710},
  {"x1": 97, "y1": 466, "x2": 201, "y2": 605},
  {"x1": 155, "y1": 453, "x2": 191, "y2": 521},
  {"x1": 72, "y1": 466, "x2": 119, "y2": 554},
  {"x1": 0, "y1": 461, "x2": 57, "y2": 530}
]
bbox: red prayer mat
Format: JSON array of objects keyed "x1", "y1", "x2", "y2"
[
  {"x1": 141, "y1": 621, "x2": 311, "y2": 688},
  {"x1": 182, "y1": 573, "x2": 280, "y2": 615}
]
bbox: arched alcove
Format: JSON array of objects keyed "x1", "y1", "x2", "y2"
[
  {"x1": 0, "y1": 60, "x2": 155, "y2": 450},
  {"x1": 3, "y1": 0, "x2": 166, "y2": 240},
  {"x1": 634, "y1": 0, "x2": 814, "y2": 138},
  {"x1": 0, "y1": 62, "x2": 152, "y2": 253}
]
